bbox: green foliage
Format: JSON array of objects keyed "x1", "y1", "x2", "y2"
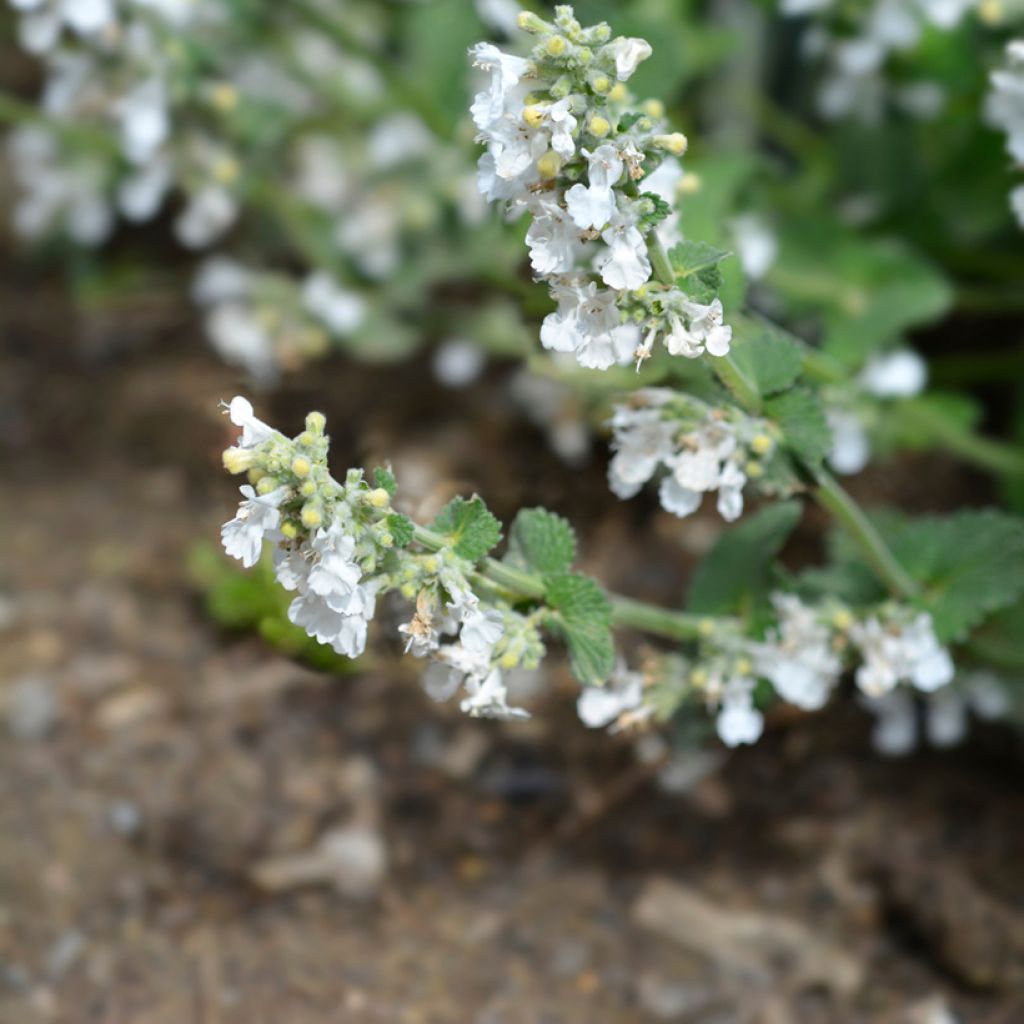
[
  {"x1": 726, "y1": 318, "x2": 805, "y2": 399},
  {"x1": 887, "y1": 511, "x2": 1024, "y2": 643},
  {"x1": 639, "y1": 191, "x2": 672, "y2": 228},
  {"x1": 372, "y1": 466, "x2": 397, "y2": 497},
  {"x1": 687, "y1": 501, "x2": 803, "y2": 616},
  {"x1": 545, "y1": 571, "x2": 615, "y2": 687},
  {"x1": 506, "y1": 507, "x2": 577, "y2": 576},
  {"x1": 387, "y1": 512, "x2": 415, "y2": 548},
  {"x1": 768, "y1": 219, "x2": 953, "y2": 367},
  {"x1": 668, "y1": 240, "x2": 731, "y2": 303},
  {"x1": 765, "y1": 388, "x2": 833, "y2": 467},
  {"x1": 433, "y1": 496, "x2": 502, "y2": 561}
]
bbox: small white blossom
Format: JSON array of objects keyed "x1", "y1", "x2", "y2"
[
  {"x1": 221, "y1": 485, "x2": 287, "y2": 568},
  {"x1": 607, "y1": 37, "x2": 653, "y2": 80},
  {"x1": 469, "y1": 42, "x2": 531, "y2": 131},
  {"x1": 595, "y1": 212, "x2": 651, "y2": 291},
  {"x1": 716, "y1": 683, "x2": 764, "y2": 747},
  {"x1": 302, "y1": 272, "x2": 365, "y2": 337},
  {"x1": 849, "y1": 612, "x2": 954, "y2": 697},
  {"x1": 827, "y1": 408, "x2": 871, "y2": 475},
  {"x1": 565, "y1": 145, "x2": 623, "y2": 230},
  {"x1": 859, "y1": 349, "x2": 927, "y2": 397},
  {"x1": 577, "y1": 661, "x2": 647, "y2": 729}
]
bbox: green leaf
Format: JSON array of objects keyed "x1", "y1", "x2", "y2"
[
  {"x1": 372, "y1": 466, "x2": 397, "y2": 497},
  {"x1": 765, "y1": 388, "x2": 833, "y2": 467},
  {"x1": 433, "y1": 496, "x2": 502, "y2": 562},
  {"x1": 687, "y1": 501, "x2": 803, "y2": 616},
  {"x1": 506, "y1": 507, "x2": 577, "y2": 576},
  {"x1": 888, "y1": 511, "x2": 1024, "y2": 643},
  {"x1": 668, "y1": 240, "x2": 731, "y2": 303},
  {"x1": 544, "y1": 571, "x2": 614, "y2": 686},
  {"x1": 387, "y1": 513, "x2": 415, "y2": 549},
  {"x1": 726, "y1": 318, "x2": 805, "y2": 399}
]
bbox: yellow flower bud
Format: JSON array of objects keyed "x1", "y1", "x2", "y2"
[
  {"x1": 979, "y1": 0, "x2": 1003, "y2": 22},
  {"x1": 211, "y1": 155, "x2": 240, "y2": 185},
  {"x1": 247, "y1": 468, "x2": 265, "y2": 485},
  {"x1": 366, "y1": 488, "x2": 391, "y2": 509},
  {"x1": 280, "y1": 521, "x2": 299, "y2": 540},
  {"x1": 608, "y1": 83, "x2": 628, "y2": 103},
  {"x1": 751, "y1": 433, "x2": 773, "y2": 455},
  {"x1": 305, "y1": 411, "x2": 326, "y2": 435},
  {"x1": 745, "y1": 461, "x2": 764, "y2": 478},
  {"x1": 735, "y1": 657, "x2": 753, "y2": 676},
  {"x1": 690, "y1": 667, "x2": 709, "y2": 687},
  {"x1": 832, "y1": 609, "x2": 854, "y2": 631},
  {"x1": 588, "y1": 114, "x2": 611, "y2": 138},
  {"x1": 699, "y1": 618, "x2": 716, "y2": 638},
  {"x1": 256, "y1": 476, "x2": 280, "y2": 495},
  {"x1": 592, "y1": 75, "x2": 610, "y2": 94},
  {"x1": 642, "y1": 99, "x2": 665, "y2": 119},
  {"x1": 536, "y1": 151, "x2": 562, "y2": 179},
  {"x1": 400, "y1": 582, "x2": 418, "y2": 600},
  {"x1": 291, "y1": 456, "x2": 311, "y2": 478},
  {"x1": 300, "y1": 479, "x2": 316, "y2": 498},
  {"x1": 500, "y1": 651, "x2": 519, "y2": 670},
  {"x1": 423, "y1": 556, "x2": 439, "y2": 574},
  {"x1": 209, "y1": 82, "x2": 239, "y2": 114},
  {"x1": 655, "y1": 132, "x2": 688, "y2": 156},
  {"x1": 222, "y1": 446, "x2": 254, "y2": 474},
  {"x1": 546, "y1": 35, "x2": 567, "y2": 56},
  {"x1": 523, "y1": 104, "x2": 545, "y2": 128},
  {"x1": 300, "y1": 505, "x2": 322, "y2": 529},
  {"x1": 678, "y1": 173, "x2": 702, "y2": 195}
]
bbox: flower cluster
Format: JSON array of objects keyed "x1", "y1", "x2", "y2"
[
  {"x1": 987, "y1": 39, "x2": 1024, "y2": 227},
  {"x1": 783, "y1": 0, "x2": 982, "y2": 122},
  {"x1": 607, "y1": 389, "x2": 778, "y2": 522},
  {"x1": 578, "y1": 592, "x2": 956, "y2": 748},
  {"x1": 825, "y1": 348, "x2": 928, "y2": 475},
  {"x1": 470, "y1": 6, "x2": 732, "y2": 371},
  {"x1": 219, "y1": 397, "x2": 542, "y2": 720}
]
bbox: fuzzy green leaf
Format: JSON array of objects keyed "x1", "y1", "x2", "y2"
[
  {"x1": 726, "y1": 320, "x2": 804, "y2": 398},
  {"x1": 668, "y1": 240, "x2": 731, "y2": 303},
  {"x1": 545, "y1": 571, "x2": 614, "y2": 686},
  {"x1": 766, "y1": 388, "x2": 833, "y2": 467},
  {"x1": 506, "y1": 507, "x2": 577, "y2": 576},
  {"x1": 687, "y1": 501, "x2": 803, "y2": 616},
  {"x1": 387, "y1": 513, "x2": 415, "y2": 549},
  {"x1": 372, "y1": 466, "x2": 397, "y2": 497},
  {"x1": 433, "y1": 496, "x2": 502, "y2": 562},
  {"x1": 889, "y1": 511, "x2": 1024, "y2": 643}
]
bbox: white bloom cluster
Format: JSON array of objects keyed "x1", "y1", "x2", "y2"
[
  {"x1": 849, "y1": 609, "x2": 955, "y2": 695},
  {"x1": 470, "y1": 6, "x2": 733, "y2": 371},
  {"x1": 826, "y1": 348, "x2": 927, "y2": 475},
  {"x1": 607, "y1": 389, "x2": 777, "y2": 522},
  {"x1": 784, "y1": 0, "x2": 979, "y2": 121},
  {"x1": 987, "y1": 39, "x2": 1024, "y2": 228},
  {"x1": 192, "y1": 259, "x2": 366, "y2": 383},
  {"x1": 862, "y1": 669, "x2": 1011, "y2": 755},
  {"x1": 220, "y1": 397, "x2": 543, "y2": 721}
]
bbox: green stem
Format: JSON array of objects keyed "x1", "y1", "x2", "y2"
[
  {"x1": 412, "y1": 524, "x2": 720, "y2": 643},
  {"x1": 811, "y1": 469, "x2": 920, "y2": 599}
]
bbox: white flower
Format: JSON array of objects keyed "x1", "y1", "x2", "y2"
[
  {"x1": 302, "y1": 272, "x2": 365, "y2": 336},
  {"x1": 755, "y1": 594, "x2": 842, "y2": 711},
  {"x1": 849, "y1": 612, "x2": 954, "y2": 697},
  {"x1": 540, "y1": 280, "x2": 635, "y2": 369},
  {"x1": 226, "y1": 395, "x2": 276, "y2": 448},
  {"x1": 577, "y1": 661, "x2": 646, "y2": 729},
  {"x1": 460, "y1": 669, "x2": 530, "y2": 720},
  {"x1": 607, "y1": 37, "x2": 653, "y2": 80},
  {"x1": 117, "y1": 156, "x2": 172, "y2": 222},
  {"x1": 826, "y1": 408, "x2": 871, "y2": 475},
  {"x1": 862, "y1": 689, "x2": 917, "y2": 756},
  {"x1": 659, "y1": 420, "x2": 745, "y2": 521},
  {"x1": 544, "y1": 98, "x2": 578, "y2": 160},
  {"x1": 206, "y1": 304, "x2": 276, "y2": 382},
  {"x1": 433, "y1": 339, "x2": 487, "y2": 388},
  {"x1": 469, "y1": 43, "x2": 531, "y2": 131},
  {"x1": 565, "y1": 145, "x2": 623, "y2": 230},
  {"x1": 526, "y1": 199, "x2": 580, "y2": 275},
  {"x1": 716, "y1": 683, "x2": 764, "y2": 747},
  {"x1": 595, "y1": 213, "x2": 651, "y2": 290},
  {"x1": 117, "y1": 79, "x2": 170, "y2": 165},
  {"x1": 221, "y1": 485, "x2": 287, "y2": 568},
  {"x1": 193, "y1": 258, "x2": 252, "y2": 305},
  {"x1": 676, "y1": 298, "x2": 732, "y2": 358},
  {"x1": 732, "y1": 214, "x2": 778, "y2": 281},
  {"x1": 176, "y1": 186, "x2": 238, "y2": 250},
  {"x1": 859, "y1": 349, "x2": 927, "y2": 397},
  {"x1": 608, "y1": 408, "x2": 676, "y2": 499}
]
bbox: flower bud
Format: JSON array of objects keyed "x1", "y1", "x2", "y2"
[
  {"x1": 523, "y1": 104, "x2": 545, "y2": 128},
  {"x1": 735, "y1": 657, "x2": 753, "y2": 676},
  {"x1": 211, "y1": 155, "x2": 240, "y2": 185},
  {"x1": 222, "y1": 446, "x2": 255, "y2": 474},
  {"x1": 300, "y1": 503, "x2": 323, "y2": 529},
  {"x1": 209, "y1": 82, "x2": 239, "y2": 113},
  {"x1": 590, "y1": 74, "x2": 611, "y2": 94},
  {"x1": 678, "y1": 173, "x2": 702, "y2": 195},
  {"x1": 751, "y1": 433, "x2": 773, "y2": 455},
  {"x1": 979, "y1": 0, "x2": 1003, "y2": 22},
  {"x1": 608, "y1": 83, "x2": 628, "y2": 103},
  {"x1": 305, "y1": 411, "x2": 326, "y2": 435},
  {"x1": 517, "y1": 10, "x2": 551, "y2": 34},
  {"x1": 832, "y1": 609, "x2": 854, "y2": 631},
  {"x1": 256, "y1": 476, "x2": 282, "y2": 495},
  {"x1": 642, "y1": 99, "x2": 665, "y2": 119},
  {"x1": 745, "y1": 461, "x2": 764, "y2": 478},
  {"x1": 698, "y1": 618, "x2": 716, "y2": 637},
  {"x1": 291, "y1": 456, "x2": 312, "y2": 478},
  {"x1": 280, "y1": 521, "x2": 300, "y2": 540},
  {"x1": 546, "y1": 35, "x2": 568, "y2": 56},
  {"x1": 300, "y1": 479, "x2": 317, "y2": 498},
  {"x1": 588, "y1": 114, "x2": 611, "y2": 138},
  {"x1": 654, "y1": 132, "x2": 688, "y2": 156},
  {"x1": 536, "y1": 151, "x2": 562, "y2": 179},
  {"x1": 366, "y1": 488, "x2": 391, "y2": 509}
]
